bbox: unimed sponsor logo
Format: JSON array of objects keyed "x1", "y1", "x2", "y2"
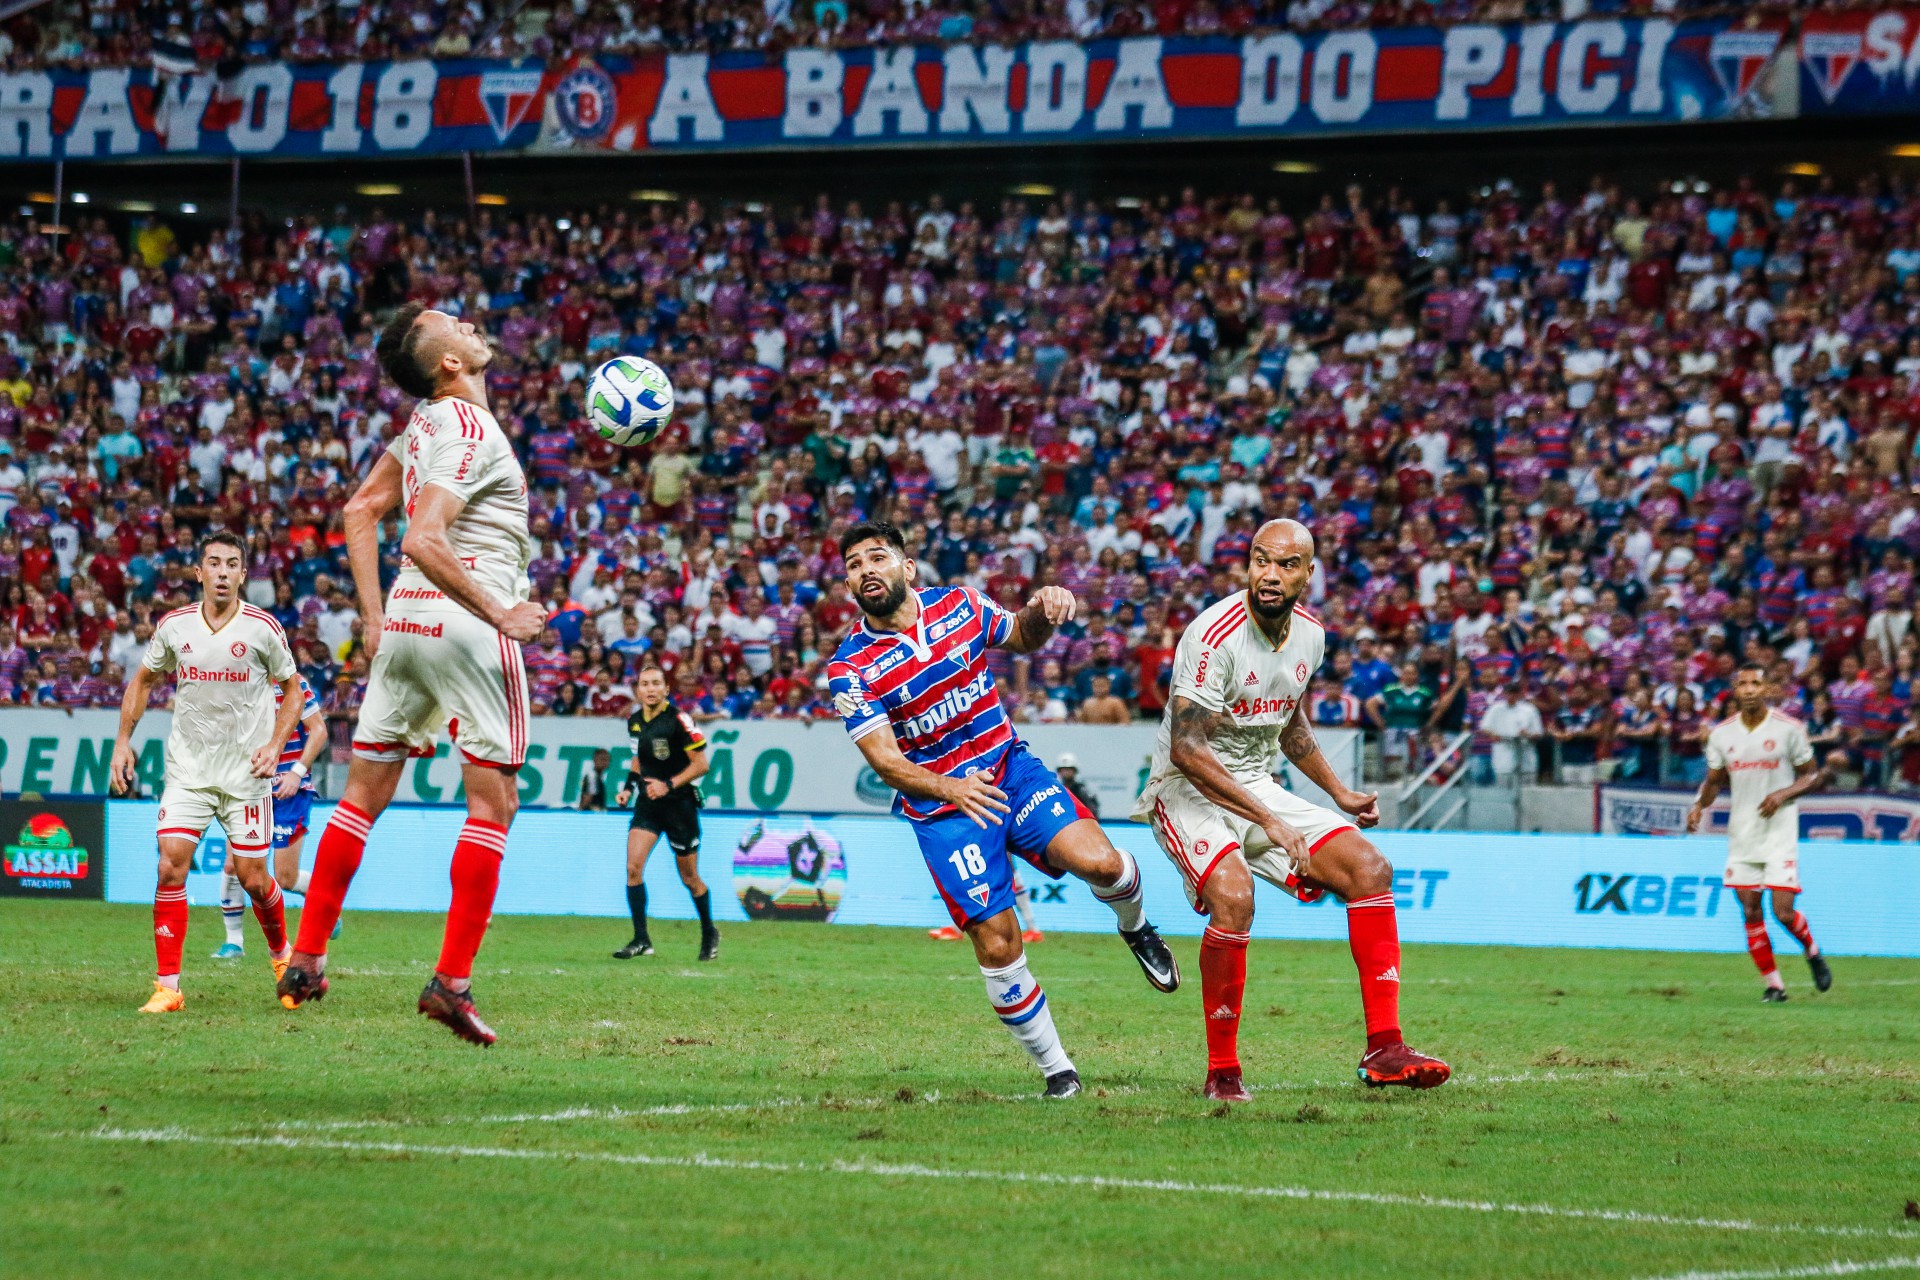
[
  {"x1": 384, "y1": 617, "x2": 446, "y2": 638},
  {"x1": 1575, "y1": 873, "x2": 1728, "y2": 916}
]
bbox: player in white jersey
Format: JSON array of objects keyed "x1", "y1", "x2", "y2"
[
  {"x1": 1135, "y1": 519, "x2": 1451, "y2": 1099},
  {"x1": 276, "y1": 304, "x2": 545, "y2": 1046},
  {"x1": 1688, "y1": 664, "x2": 1833, "y2": 1002},
  {"x1": 108, "y1": 532, "x2": 305, "y2": 1014}
]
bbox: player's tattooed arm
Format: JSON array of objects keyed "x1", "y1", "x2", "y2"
[
  {"x1": 1003, "y1": 586, "x2": 1077, "y2": 653},
  {"x1": 1279, "y1": 701, "x2": 1379, "y2": 827},
  {"x1": 1167, "y1": 696, "x2": 1286, "y2": 833},
  {"x1": 1685, "y1": 766, "x2": 1730, "y2": 833}
]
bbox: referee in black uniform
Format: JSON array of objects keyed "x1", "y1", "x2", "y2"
[{"x1": 615, "y1": 666, "x2": 719, "y2": 961}]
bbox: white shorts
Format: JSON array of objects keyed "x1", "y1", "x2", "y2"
[
  {"x1": 1725, "y1": 841, "x2": 1801, "y2": 893},
  {"x1": 156, "y1": 786, "x2": 272, "y2": 858},
  {"x1": 355, "y1": 606, "x2": 530, "y2": 769},
  {"x1": 1139, "y1": 774, "x2": 1357, "y2": 912}
]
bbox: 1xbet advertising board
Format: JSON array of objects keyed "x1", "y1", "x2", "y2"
[
  {"x1": 104, "y1": 804, "x2": 1920, "y2": 957},
  {"x1": 0, "y1": 800, "x2": 105, "y2": 899}
]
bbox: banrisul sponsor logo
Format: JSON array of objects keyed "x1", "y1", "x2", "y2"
[{"x1": 3, "y1": 813, "x2": 89, "y2": 880}]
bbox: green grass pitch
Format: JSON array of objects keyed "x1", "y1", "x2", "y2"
[{"x1": 3, "y1": 899, "x2": 1917, "y2": 1279}]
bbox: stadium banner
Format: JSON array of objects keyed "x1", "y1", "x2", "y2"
[
  {"x1": 0, "y1": 58, "x2": 549, "y2": 159},
  {"x1": 1598, "y1": 785, "x2": 1920, "y2": 842},
  {"x1": 0, "y1": 799, "x2": 104, "y2": 898},
  {"x1": 530, "y1": 20, "x2": 1789, "y2": 153},
  {"x1": 103, "y1": 803, "x2": 1919, "y2": 956},
  {"x1": 0, "y1": 19, "x2": 1788, "y2": 162},
  {"x1": 1796, "y1": 8, "x2": 1920, "y2": 113},
  {"x1": 0, "y1": 708, "x2": 1345, "y2": 819}
]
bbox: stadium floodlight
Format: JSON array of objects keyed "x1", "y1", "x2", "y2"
[
  {"x1": 179, "y1": 202, "x2": 198, "y2": 213},
  {"x1": 556, "y1": 218, "x2": 572, "y2": 230},
  {"x1": 70, "y1": 192, "x2": 89, "y2": 204},
  {"x1": 356, "y1": 183, "x2": 402, "y2": 196},
  {"x1": 25, "y1": 191, "x2": 52, "y2": 204},
  {"x1": 1010, "y1": 183, "x2": 1055, "y2": 197},
  {"x1": 476, "y1": 193, "x2": 508, "y2": 206},
  {"x1": 1272, "y1": 161, "x2": 1318, "y2": 174},
  {"x1": 1891, "y1": 144, "x2": 1920, "y2": 158},
  {"x1": 631, "y1": 189, "x2": 679, "y2": 202},
  {"x1": 119, "y1": 200, "x2": 156, "y2": 213},
  {"x1": 1782, "y1": 162, "x2": 1821, "y2": 177}
]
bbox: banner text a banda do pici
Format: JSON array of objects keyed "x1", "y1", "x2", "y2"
[{"x1": 0, "y1": 17, "x2": 1807, "y2": 162}]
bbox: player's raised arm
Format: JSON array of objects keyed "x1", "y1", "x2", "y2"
[
  {"x1": 1000, "y1": 585, "x2": 1076, "y2": 654},
  {"x1": 343, "y1": 450, "x2": 402, "y2": 655},
  {"x1": 1279, "y1": 700, "x2": 1380, "y2": 828},
  {"x1": 404, "y1": 484, "x2": 545, "y2": 643}
]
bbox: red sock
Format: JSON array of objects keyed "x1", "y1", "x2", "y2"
[
  {"x1": 252, "y1": 882, "x2": 287, "y2": 953},
  {"x1": 1199, "y1": 925, "x2": 1249, "y2": 1072},
  {"x1": 293, "y1": 803, "x2": 374, "y2": 955},
  {"x1": 1346, "y1": 893, "x2": 1403, "y2": 1053},
  {"x1": 154, "y1": 885, "x2": 187, "y2": 980},
  {"x1": 436, "y1": 819, "x2": 508, "y2": 980},
  {"x1": 1745, "y1": 921, "x2": 1783, "y2": 985},
  {"x1": 1783, "y1": 910, "x2": 1818, "y2": 956}
]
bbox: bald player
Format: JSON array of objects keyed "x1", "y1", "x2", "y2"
[{"x1": 1134, "y1": 519, "x2": 1451, "y2": 1099}]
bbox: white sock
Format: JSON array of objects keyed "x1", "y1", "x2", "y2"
[
  {"x1": 220, "y1": 873, "x2": 247, "y2": 947},
  {"x1": 1089, "y1": 847, "x2": 1146, "y2": 933},
  {"x1": 981, "y1": 958, "x2": 1072, "y2": 1077},
  {"x1": 294, "y1": 868, "x2": 311, "y2": 897},
  {"x1": 1012, "y1": 880, "x2": 1037, "y2": 932}
]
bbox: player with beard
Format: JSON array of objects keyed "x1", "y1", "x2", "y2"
[
  {"x1": 829, "y1": 520, "x2": 1179, "y2": 1099},
  {"x1": 276, "y1": 304, "x2": 545, "y2": 1046},
  {"x1": 1136, "y1": 519, "x2": 1451, "y2": 1099}
]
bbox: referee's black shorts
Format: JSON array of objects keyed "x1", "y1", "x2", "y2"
[{"x1": 630, "y1": 788, "x2": 702, "y2": 856}]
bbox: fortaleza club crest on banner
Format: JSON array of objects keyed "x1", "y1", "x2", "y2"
[{"x1": 554, "y1": 61, "x2": 618, "y2": 141}]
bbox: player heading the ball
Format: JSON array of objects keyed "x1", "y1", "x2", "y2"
[
  {"x1": 829, "y1": 520, "x2": 1180, "y2": 1099},
  {"x1": 275, "y1": 305, "x2": 545, "y2": 1047}
]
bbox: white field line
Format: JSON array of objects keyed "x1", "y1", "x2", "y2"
[
  {"x1": 267, "y1": 1087, "x2": 1117, "y2": 1133},
  {"x1": 85, "y1": 1127, "x2": 1920, "y2": 1243},
  {"x1": 1636, "y1": 1256, "x2": 1920, "y2": 1280}
]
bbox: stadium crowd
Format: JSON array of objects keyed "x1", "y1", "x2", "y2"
[
  {"x1": 3, "y1": 0, "x2": 1817, "y2": 73},
  {"x1": 3, "y1": 165, "x2": 1920, "y2": 791}
]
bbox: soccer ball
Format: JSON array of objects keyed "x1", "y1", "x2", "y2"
[{"x1": 586, "y1": 356, "x2": 674, "y2": 447}]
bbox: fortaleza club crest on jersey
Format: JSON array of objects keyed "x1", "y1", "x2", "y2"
[
  {"x1": 554, "y1": 63, "x2": 617, "y2": 140},
  {"x1": 3, "y1": 814, "x2": 88, "y2": 880},
  {"x1": 967, "y1": 884, "x2": 992, "y2": 907}
]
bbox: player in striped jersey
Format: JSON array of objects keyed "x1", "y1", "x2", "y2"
[
  {"x1": 830, "y1": 521, "x2": 1179, "y2": 1100},
  {"x1": 211, "y1": 676, "x2": 331, "y2": 958}
]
